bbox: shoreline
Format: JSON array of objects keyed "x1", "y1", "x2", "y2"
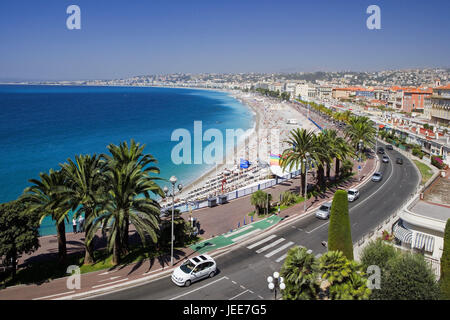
[
  {"x1": 163, "y1": 89, "x2": 261, "y2": 204},
  {"x1": 162, "y1": 90, "x2": 319, "y2": 206}
]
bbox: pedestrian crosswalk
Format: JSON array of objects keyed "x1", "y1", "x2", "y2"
[{"x1": 246, "y1": 234, "x2": 313, "y2": 264}]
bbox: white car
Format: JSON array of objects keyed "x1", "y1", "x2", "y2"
[
  {"x1": 315, "y1": 202, "x2": 332, "y2": 219},
  {"x1": 347, "y1": 188, "x2": 360, "y2": 202},
  {"x1": 171, "y1": 254, "x2": 217, "y2": 287}
]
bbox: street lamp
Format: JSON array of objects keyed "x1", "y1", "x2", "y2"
[
  {"x1": 165, "y1": 176, "x2": 183, "y2": 267},
  {"x1": 303, "y1": 152, "x2": 311, "y2": 212},
  {"x1": 358, "y1": 140, "x2": 363, "y2": 181},
  {"x1": 267, "y1": 271, "x2": 285, "y2": 300}
]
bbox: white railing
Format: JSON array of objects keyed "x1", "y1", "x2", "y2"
[{"x1": 166, "y1": 169, "x2": 302, "y2": 213}]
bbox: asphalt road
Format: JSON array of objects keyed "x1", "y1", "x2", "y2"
[{"x1": 91, "y1": 143, "x2": 419, "y2": 300}]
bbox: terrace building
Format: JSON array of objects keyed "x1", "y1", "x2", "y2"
[{"x1": 428, "y1": 84, "x2": 450, "y2": 126}]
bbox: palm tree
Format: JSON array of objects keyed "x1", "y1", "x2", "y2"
[
  {"x1": 280, "y1": 246, "x2": 320, "y2": 300},
  {"x1": 59, "y1": 154, "x2": 107, "y2": 265},
  {"x1": 323, "y1": 129, "x2": 354, "y2": 180},
  {"x1": 22, "y1": 169, "x2": 70, "y2": 264},
  {"x1": 103, "y1": 139, "x2": 163, "y2": 253},
  {"x1": 313, "y1": 132, "x2": 332, "y2": 191},
  {"x1": 344, "y1": 116, "x2": 376, "y2": 155},
  {"x1": 250, "y1": 190, "x2": 272, "y2": 215},
  {"x1": 86, "y1": 157, "x2": 163, "y2": 265},
  {"x1": 280, "y1": 129, "x2": 318, "y2": 195}
]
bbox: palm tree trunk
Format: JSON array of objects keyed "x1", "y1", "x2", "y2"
[
  {"x1": 122, "y1": 216, "x2": 129, "y2": 255},
  {"x1": 326, "y1": 163, "x2": 331, "y2": 180},
  {"x1": 83, "y1": 209, "x2": 94, "y2": 265},
  {"x1": 11, "y1": 249, "x2": 17, "y2": 280},
  {"x1": 57, "y1": 221, "x2": 67, "y2": 264},
  {"x1": 300, "y1": 172, "x2": 306, "y2": 196},
  {"x1": 335, "y1": 159, "x2": 340, "y2": 180},
  {"x1": 318, "y1": 166, "x2": 325, "y2": 190},
  {"x1": 112, "y1": 234, "x2": 121, "y2": 265}
]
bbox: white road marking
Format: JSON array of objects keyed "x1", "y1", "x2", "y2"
[
  {"x1": 305, "y1": 222, "x2": 329, "y2": 234},
  {"x1": 232, "y1": 229, "x2": 260, "y2": 243},
  {"x1": 255, "y1": 238, "x2": 285, "y2": 254},
  {"x1": 224, "y1": 226, "x2": 252, "y2": 238},
  {"x1": 351, "y1": 156, "x2": 395, "y2": 211},
  {"x1": 98, "y1": 276, "x2": 121, "y2": 282},
  {"x1": 92, "y1": 278, "x2": 129, "y2": 289},
  {"x1": 33, "y1": 291, "x2": 76, "y2": 300},
  {"x1": 246, "y1": 235, "x2": 277, "y2": 249},
  {"x1": 169, "y1": 276, "x2": 229, "y2": 300},
  {"x1": 275, "y1": 253, "x2": 288, "y2": 263},
  {"x1": 229, "y1": 290, "x2": 250, "y2": 300},
  {"x1": 264, "y1": 241, "x2": 295, "y2": 258}
]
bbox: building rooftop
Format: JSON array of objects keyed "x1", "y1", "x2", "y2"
[{"x1": 410, "y1": 201, "x2": 450, "y2": 223}]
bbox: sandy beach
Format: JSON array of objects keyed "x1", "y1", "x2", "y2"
[{"x1": 161, "y1": 90, "x2": 320, "y2": 207}]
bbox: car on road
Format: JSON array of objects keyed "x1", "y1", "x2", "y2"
[
  {"x1": 171, "y1": 254, "x2": 217, "y2": 287},
  {"x1": 382, "y1": 155, "x2": 389, "y2": 163},
  {"x1": 315, "y1": 202, "x2": 332, "y2": 219},
  {"x1": 371, "y1": 172, "x2": 383, "y2": 182},
  {"x1": 396, "y1": 157, "x2": 403, "y2": 165},
  {"x1": 377, "y1": 147, "x2": 385, "y2": 154},
  {"x1": 386, "y1": 144, "x2": 393, "y2": 150},
  {"x1": 347, "y1": 188, "x2": 360, "y2": 202}
]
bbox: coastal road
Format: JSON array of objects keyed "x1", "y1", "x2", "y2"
[{"x1": 91, "y1": 143, "x2": 419, "y2": 300}]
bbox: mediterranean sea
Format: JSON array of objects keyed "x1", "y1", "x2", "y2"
[{"x1": 0, "y1": 85, "x2": 254, "y2": 235}]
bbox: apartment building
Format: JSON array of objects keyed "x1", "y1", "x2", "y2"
[{"x1": 429, "y1": 84, "x2": 450, "y2": 125}]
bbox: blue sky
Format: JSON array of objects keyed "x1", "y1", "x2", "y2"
[{"x1": 0, "y1": 0, "x2": 449, "y2": 80}]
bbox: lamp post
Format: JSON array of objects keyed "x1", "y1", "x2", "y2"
[
  {"x1": 358, "y1": 140, "x2": 363, "y2": 181},
  {"x1": 303, "y1": 152, "x2": 310, "y2": 212},
  {"x1": 164, "y1": 176, "x2": 183, "y2": 267},
  {"x1": 267, "y1": 271, "x2": 285, "y2": 300}
]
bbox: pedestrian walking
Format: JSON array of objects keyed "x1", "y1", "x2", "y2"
[
  {"x1": 72, "y1": 218, "x2": 77, "y2": 233},
  {"x1": 78, "y1": 215, "x2": 85, "y2": 233}
]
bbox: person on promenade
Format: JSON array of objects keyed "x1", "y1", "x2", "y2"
[
  {"x1": 72, "y1": 218, "x2": 77, "y2": 233},
  {"x1": 78, "y1": 215, "x2": 85, "y2": 233}
]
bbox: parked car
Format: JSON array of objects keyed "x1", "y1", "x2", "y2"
[
  {"x1": 396, "y1": 157, "x2": 403, "y2": 165},
  {"x1": 315, "y1": 202, "x2": 332, "y2": 219},
  {"x1": 172, "y1": 254, "x2": 217, "y2": 287},
  {"x1": 371, "y1": 172, "x2": 383, "y2": 182},
  {"x1": 377, "y1": 147, "x2": 385, "y2": 154},
  {"x1": 382, "y1": 155, "x2": 389, "y2": 163},
  {"x1": 347, "y1": 188, "x2": 360, "y2": 202},
  {"x1": 386, "y1": 144, "x2": 393, "y2": 150}
]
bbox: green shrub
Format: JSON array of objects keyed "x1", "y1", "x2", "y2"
[
  {"x1": 441, "y1": 219, "x2": 450, "y2": 299},
  {"x1": 280, "y1": 191, "x2": 298, "y2": 206},
  {"x1": 360, "y1": 239, "x2": 398, "y2": 271},
  {"x1": 372, "y1": 252, "x2": 440, "y2": 300},
  {"x1": 280, "y1": 246, "x2": 320, "y2": 300},
  {"x1": 328, "y1": 190, "x2": 353, "y2": 260}
]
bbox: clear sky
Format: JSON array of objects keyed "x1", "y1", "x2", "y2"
[{"x1": 0, "y1": 0, "x2": 449, "y2": 81}]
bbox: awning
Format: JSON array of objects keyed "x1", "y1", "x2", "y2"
[
  {"x1": 393, "y1": 224, "x2": 412, "y2": 244},
  {"x1": 413, "y1": 232, "x2": 435, "y2": 252}
]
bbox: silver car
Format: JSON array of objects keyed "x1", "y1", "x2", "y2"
[
  {"x1": 371, "y1": 172, "x2": 383, "y2": 182},
  {"x1": 347, "y1": 188, "x2": 360, "y2": 202},
  {"x1": 171, "y1": 254, "x2": 217, "y2": 287},
  {"x1": 315, "y1": 202, "x2": 332, "y2": 219}
]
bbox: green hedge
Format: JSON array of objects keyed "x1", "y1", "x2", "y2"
[
  {"x1": 441, "y1": 219, "x2": 450, "y2": 299},
  {"x1": 328, "y1": 190, "x2": 353, "y2": 260}
]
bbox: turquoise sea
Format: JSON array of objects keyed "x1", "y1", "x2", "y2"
[{"x1": 0, "y1": 85, "x2": 254, "y2": 235}]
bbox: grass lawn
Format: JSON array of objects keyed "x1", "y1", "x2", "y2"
[
  {"x1": 248, "y1": 195, "x2": 305, "y2": 218},
  {"x1": 413, "y1": 160, "x2": 434, "y2": 185}
]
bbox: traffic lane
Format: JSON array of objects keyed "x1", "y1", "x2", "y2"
[{"x1": 92, "y1": 147, "x2": 417, "y2": 300}]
